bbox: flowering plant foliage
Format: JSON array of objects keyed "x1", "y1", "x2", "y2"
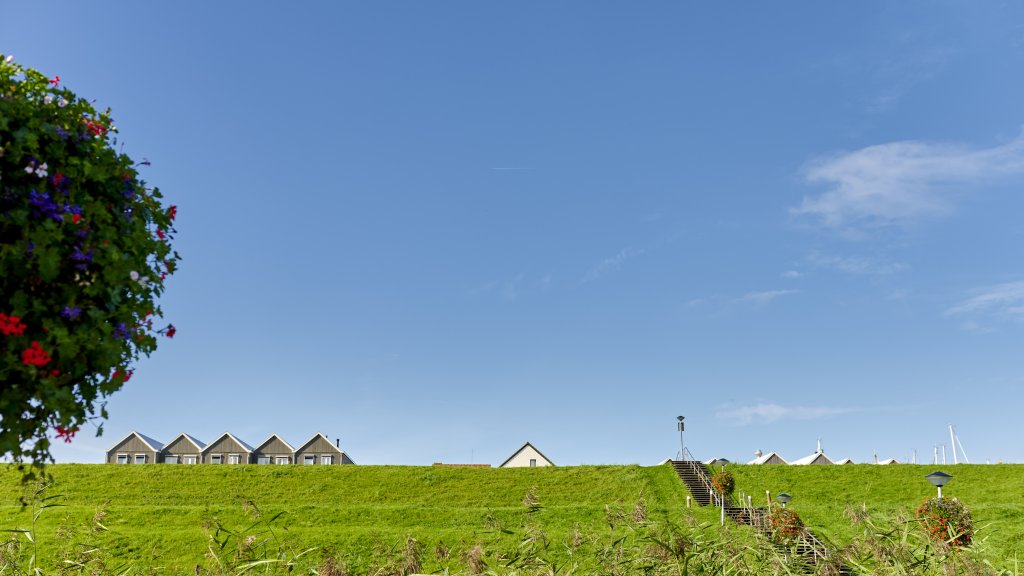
[
  {"x1": 710, "y1": 470, "x2": 735, "y2": 496},
  {"x1": 766, "y1": 505, "x2": 804, "y2": 546},
  {"x1": 0, "y1": 55, "x2": 179, "y2": 465},
  {"x1": 915, "y1": 497, "x2": 974, "y2": 547}
]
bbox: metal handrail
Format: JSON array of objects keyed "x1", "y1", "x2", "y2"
[{"x1": 800, "y1": 529, "x2": 829, "y2": 561}]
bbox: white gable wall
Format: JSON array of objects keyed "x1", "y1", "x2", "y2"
[{"x1": 501, "y1": 444, "x2": 552, "y2": 468}]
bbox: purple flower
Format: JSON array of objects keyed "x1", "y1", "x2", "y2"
[
  {"x1": 26, "y1": 241, "x2": 35, "y2": 258},
  {"x1": 28, "y1": 189, "x2": 63, "y2": 222},
  {"x1": 113, "y1": 322, "x2": 131, "y2": 340},
  {"x1": 71, "y1": 246, "x2": 94, "y2": 271},
  {"x1": 60, "y1": 306, "x2": 81, "y2": 321}
]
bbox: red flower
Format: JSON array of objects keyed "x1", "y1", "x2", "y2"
[
  {"x1": 168, "y1": 205, "x2": 177, "y2": 221},
  {"x1": 111, "y1": 369, "x2": 134, "y2": 383},
  {"x1": 55, "y1": 425, "x2": 78, "y2": 443},
  {"x1": 50, "y1": 75, "x2": 60, "y2": 86},
  {"x1": 50, "y1": 369, "x2": 61, "y2": 377},
  {"x1": 166, "y1": 324, "x2": 176, "y2": 339},
  {"x1": 156, "y1": 228, "x2": 166, "y2": 240},
  {"x1": 72, "y1": 214, "x2": 82, "y2": 224},
  {"x1": 22, "y1": 341, "x2": 52, "y2": 367},
  {"x1": 85, "y1": 120, "x2": 107, "y2": 136},
  {"x1": 0, "y1": 313, "x2": 28, "y2": 336}
]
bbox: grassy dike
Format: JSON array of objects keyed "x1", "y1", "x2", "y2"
[
  {"x1": 1, "y1": 463, "x2": 1019, "y2": 573},
  {"x1": 728, "y1": 463, "x2": 1024, "y2": 560},
  {"x1": 0, "y1": 464, "x2": 715, "y2": 573}
]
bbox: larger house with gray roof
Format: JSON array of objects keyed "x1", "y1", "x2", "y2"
[
  {"x1": 161, "y1": 432, "x2": 206, "y2": 464},
  {"x1": 106, "y1": 431, "x2": 164, "y2": 464},
  {"x1": 202, "y1": 432, "x2": 254, "y2": 464}
]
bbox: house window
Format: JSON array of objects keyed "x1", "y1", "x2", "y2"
[
  {"x1": 183, "y1": 455, "x2": 197, "y2": 465},
  {"x1": 165, "y1": 456, "x2": 179, "y2": 464},
  {"x1": 321, "y1": 455, "x2": 333, "y2": 465},
  {"x1": 275, "y1": 457, "x2": 289, "y2": 465},
  {"x1": 228, "y1": 454, "x2": 241, "y2": 464},
  {"x1": 211, "y1": 455, "x2": 222, "y2": 464},
  {"x1": 257, "y1": 456, "x2": 271, "y2": 465},
  {"x1": 116, "y1": 454, "x2": 128, "y2": 464},
  {"x1": 135, "y1": 454, "x2": 147, "y2": 464},
  {"x1": 303, "y1": 455, "x2": 315, "y2": 465},
  {"x1": 529, "y1": 459, "x2": 537, "y2": 467}
]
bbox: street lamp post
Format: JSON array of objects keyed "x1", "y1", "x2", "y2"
[
  {"x1": 925, "y1": 471, "x2": 952, "y2": 498},
  {"x1": 776, "y1": 492, "x2": 792, "y2": 508},
  {"x1": 677, "y1": 416, "x2": 685, "y2": 460}
]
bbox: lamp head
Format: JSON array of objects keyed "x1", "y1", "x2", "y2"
[
  {"x1": 776, "y1": 492, "x2": 792, "y2": 505},
  {"x1": 925, "y1": 471, "x2": 952, "y2": 488}
]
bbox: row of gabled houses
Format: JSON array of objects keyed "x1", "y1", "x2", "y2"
[
  {"x1": 106, "y1": 431, "x2": 354, "y2": 465},
  {"x1": 106, "y1": 432, "x2": 558, "y2": 469},
  {"x1": 744, "y1": 441, "x2": 899, "y2": 466}
]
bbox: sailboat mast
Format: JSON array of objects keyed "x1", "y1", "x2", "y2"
[{"x1": 949, "y1": 425, "x2": 958, "y2": 465}]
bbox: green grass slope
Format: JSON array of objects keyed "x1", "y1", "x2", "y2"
[
  {"x1": 0, "y1": 464, "x2": 704, "y2": 573},
  {"x1": 728, "y1": 463, "x2": 1024, "y2": 560}
]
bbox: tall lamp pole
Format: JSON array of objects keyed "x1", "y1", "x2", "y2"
[{"x1": 677, "y1": 416, "x2": 685, "y2": 460}]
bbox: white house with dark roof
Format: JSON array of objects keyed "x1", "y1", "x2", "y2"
[{"x1": 499, "y1": 442, "x2": 554, "y2": 468}]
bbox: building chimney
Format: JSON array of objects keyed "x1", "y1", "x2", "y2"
[
  {"x1": 336, "y1": 438, "x2": 340, "y2": 448},
  {"x1": 754, "y1": 449, "x2": 763, "y2": 458}
]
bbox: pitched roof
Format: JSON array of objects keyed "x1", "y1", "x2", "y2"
[
  {"x1": 254, "y1": 433, "x2": 295, "y2": 453},
  {"x1": 792, "y1": 452, "x2": 833, "y2": 465},
  {"x1": 200, "y1": 432, "x2": 254, "y2": 454},
  {"x1": 747, "y1": 451, "x2": 788, "y2": 465},
  {"x1": 294, "y1": 432, "x2": 343, "y2": 454},
  {"x1": 877, "y1": 458, "x2": 899, "y2": 465},
  {"x1": 108, "y1": 431, "x2": 163, "y2": 453},
  {"x1": 835, "y1": 458, "x2": 855, "y2": 465},
  {"x1": 499, "y1": 441, "x2": 555, "y2": 467},
  {"x1": 163, "y1": 432, "x2": 205, "y2": 452}
]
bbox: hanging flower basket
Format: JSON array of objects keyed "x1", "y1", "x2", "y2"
[
  {"x1": 915, "y1": 497, "x2": 974, "y2": 547},
  {"x1": 711, "y1": 470, "x2": 735, "y2": 496}
]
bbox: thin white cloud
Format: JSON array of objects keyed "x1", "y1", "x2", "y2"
[
  {"x1": 470, "y1": 273, "x2": 552, "y2": 302},
  {"x1": 805, "y1": 252, "x2": 905, "y2": 276},
  {"x1": 793, "y1": 132, "x2": 1024, "y2": 232},
  {"x1": 716, "y1": 403, "x2": 856, "y2": 425},
  {"x1": 945, "y1": 281, "x2": 1024, "y2": 326},
  {"x1": 581, "y1": 247, "x2": 645, "y2": 284},
  {"x1": 739, "y1": 289, "x2": 799, "y2": 304},
  {"x1": 781, "y1": 270, "x2": 803, "y2": 279},
  {"x1": 866, "y1": 45, "x2": 952, "y2": 113}
]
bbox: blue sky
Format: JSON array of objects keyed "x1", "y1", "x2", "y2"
[{"x1": 5, "y1": 2, "x2": 1023, "y2": 466}]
